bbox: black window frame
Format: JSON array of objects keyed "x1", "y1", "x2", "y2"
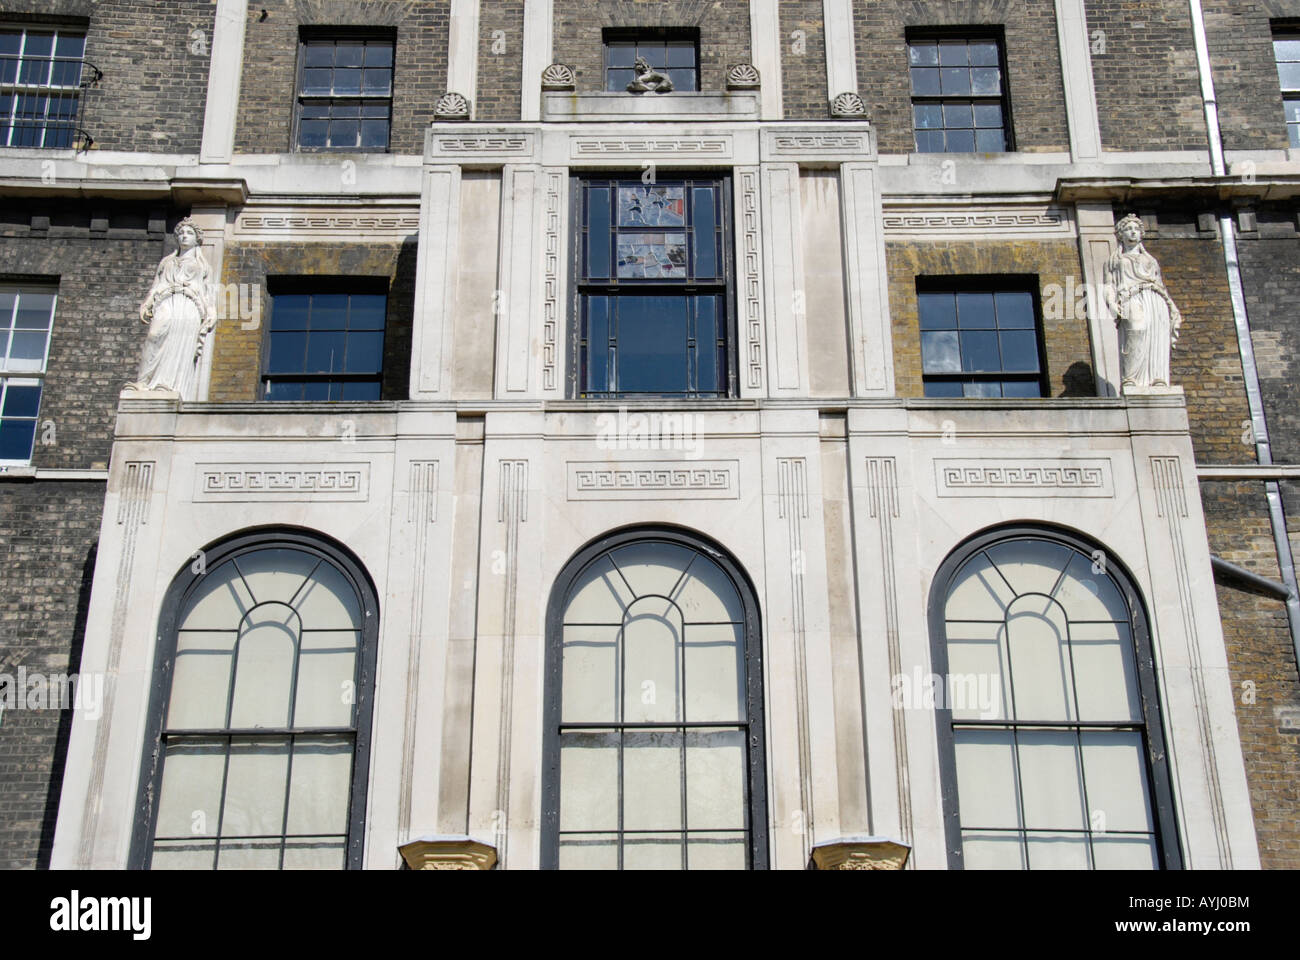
[
  {"x1": 927, "y1": 524, "x2": 1183, "y2": 870},
  {"x1": 0, "y1": 22, "x2": 88, "y2": 149},
  {"x1": 292, "y1": 27, "x2": 395, "y2": 153},
  {"x1": 260, "y1": 276, "x2": 389, "y2": 402},
  {"x1": 1272, "y1": 22, "x2": 1300, "y2": 149},
  {"x1": 568, "y1": 172, "x2": 736, "y2": 399},
  {"x1": 541, "y1": 526, "x2": 770, "y2": 870},
  {"x1": 906, "y1": 27, "x2": 1014, "y2": 154},
  {"x1": 602, "y1": 27, "x2": 700, "y2": 92},
  {"x1": 916, "y1": 275, "x2": 1047, "y2": 398},
  {"x1": 129, "y1": 528, "x2": 381, "y2": 870}
]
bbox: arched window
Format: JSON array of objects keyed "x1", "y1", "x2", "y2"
[
  {"x1": 542, "y1": 528, "x2": 768, "y2": 869},
  {"x1": 929, "y1": 526, "x2": 1181, "y2": 869},
  {"x1": 130, "y1": 530, "x2": 378, "y2": 869}
]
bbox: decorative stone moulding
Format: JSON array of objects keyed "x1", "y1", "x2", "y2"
[
  {"x1": 541, "y1": 63, "x2": 576, "y2": 90},
  {"x1": 830, "y1": 91, "x2": 867, "y2": 118},
  {"x1": 398, "y1": 835, "x2": 497, "y2": 871},
  {"x1": 433, "y1": 92, "x2": 471, "y2": 120},
  {"x1": 726, "y1": 63, "x2": 761, "y2": 89},
  {"x1": 808, "y1": 836, "x2": 911, "y2": 870}
]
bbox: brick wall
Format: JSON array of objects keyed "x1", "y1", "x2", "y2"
[
  {"x1": 0, "y1": 0, "x2": 214, "y2": 153},
  {"x1": 234, "y1": 0, "x2": 450, "y2": 155},
  {"x1": 852, "y1": 0, "x2": 1069, "y2": 155},
  {"x1": 0, "y1": 199, "x2": 169, "y2": 468},
  {"x1": 886, "y1": 239, "x2": 1093, "y2": 398},
  {"x1": 209, "y1": 240, "x2": 416, "y2": 401},
  {"x1": 1203, "y1": 0, "x2": 1298, "y2": 152},
  {"x1": 476, "y1": 1, "x2": 524, "y2": 120},
  {"x1": 553, "y1": 0, "x2": 751, "y2": 94},
  {"x1": 0, "y1": 481, "x2": 101, "y2": 869},
  {"x1": 778, "y1": 1, "x2": 827, "y2": 119},
  {"x1": 1086, "y1": 0, "x2": 1206, "y2": 152}
]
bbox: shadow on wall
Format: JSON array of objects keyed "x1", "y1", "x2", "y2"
[{"x1": 1058, "y1": 361, "x2": 1095, "y2": 398}]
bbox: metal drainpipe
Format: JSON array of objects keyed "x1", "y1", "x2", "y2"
[{"x1": 1188, "y1": 0, "x2": 1300, "y2": 670}]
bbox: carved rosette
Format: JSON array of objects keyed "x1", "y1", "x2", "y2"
[
  {"x1": 725, "y1": 63, "x2": 761, "y2": 89},
  {"x1": 433, "y1": 91, "x2": 471, "y2": 120},
  {"x1": 398, "y1": 836, "x2": 497, "y2": 871},
  {"x1": 830, "y1": 91, "x2": 867, "y2": 118},
  {"x1": 808, "y1": 836, "x2": 911, "y2": 870},
  {"x1": 541, "y1": 62, "x2": 576, "y2": 90}
]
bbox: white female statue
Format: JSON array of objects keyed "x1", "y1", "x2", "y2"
[
  {"x1": 1104, "y1": 213, "x2": 1182, "y2": 390},
  {"x1": 128, "y1": 217, "x2": 215, "y2": 399}
]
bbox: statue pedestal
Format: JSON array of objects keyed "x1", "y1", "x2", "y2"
[
  {"x1": 398, "y1": 835, "x2": 497, "y2": 870},
  {"x1": 808, "y1": 835, "x2": 911, "y2": 870},
  {"x1": 120, "y1": 387, "x2": 180, "y2": 400},
  {"x1": 1122, "y1": 385, "x2": 1183, "y2": 398}
]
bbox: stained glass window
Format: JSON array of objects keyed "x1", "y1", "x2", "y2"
[{"x1": 576, "y1": 177, "x2": 730, "y2": 397}]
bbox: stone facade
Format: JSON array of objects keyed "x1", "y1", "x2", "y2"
[{"x1": 778, "y1": 2, "x2": 828, "y2": 120}]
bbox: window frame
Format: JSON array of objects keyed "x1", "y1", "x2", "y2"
[
  {"x1": 916, "y1": 275, "x2": 1047, "y2": 399},
  {"x1": 0, "y1": 23, "x2": 87, "y2": 149},
  {"x1": 927, "y1": 524, "x2": 1183, "y2": 870},
  {"x1": 129, "y1": 528, "x2": 381, "y2": 870},
  {"x1": 1272, "y1": 23, "x2": 1300, "y2": 149},
  {"x1": 602, "y1": 27, "x2": 700, "y2": 93},
  {"x1": 0, "y1": 280, "x2": 57, "y2": 466},
  {"x1": 906, "y1": 27, "x2": 1015, "y2": 154},
  {"x1": 541, "y1": 526, "x2": 770, "y2": 870},
  {"x1": 567, "y1": 172, "x2": 737, "y2": 399},
  {"x1": 259, "y1": 276, "x2": 389, "y2": 402},
  {"x1": 291, "y1": 27, "x2": 395, "y2": 153}
]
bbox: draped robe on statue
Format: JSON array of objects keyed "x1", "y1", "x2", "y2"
[
  {"x1": 133, "y1": 247, "x2": 213, "y2": 399},
  {"x1": 1106, "y1": 245, "x2": 1180, "y2": 389}
]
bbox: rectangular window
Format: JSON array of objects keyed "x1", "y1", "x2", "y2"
[
  {"x1": 918, "y1": 279, "x2": 1044, "y2": 398},
  {"x1": 604, "y1": 28, "x2": 698, "y2": 92},
  {"x1": 0, "y1": 26, "x2": 86, "y2": 148},
  {"x1": 574, "y1": 176, "x2": 731, "y2": 398},
  {"x1": 1274, "y1": 27, "x2": 1300, "y2": 147},
  {"x1": 0, "y1": 283, "x2": 56, "y2": 464},
  {"x1": 261, "y1": 281, "x2": 386, "y2": 401},
  {"x1": 908, "y1": 32, "x2": 1010, "y2": 153},
  {"x1": 294, "y1": 31, "x2": 394, "y2": 151}
]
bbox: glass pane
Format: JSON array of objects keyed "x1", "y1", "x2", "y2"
[
  {"x1": 610, "y1": 541, "x2": 695, "y2": 597},
  {"x1": 946, "y1": 551, "x2": 1017, "y2": 621},
  {"x1": 975, "y1": 129, "x2": 1005, "y2": 152},
  {"x1": 694, "y1": 297, "x2": 721, "y2": 394},
  {"x1": 335, "y1": 43, "x2": 363, "y2": 67},
  {"x1": 687, "y1": 833, "x2": 746, "y2": 869},
  {"x1": 1279, "y1": 61, "x2": 1300, "y2": 90},
  {"x1": 985, "y1": 540, "x2": 1073, "y2": 596},
  {"x1": 283, "y1": 838, "x2": 347, "y2": 869},
  {"x1": 974, "y1": 102, "x2": 1003, "y2": 128},
  {"x1": 1053, "y1": 552, "x2": 1129, "y2": 621},
  {"x1": 218, "y1": 840, "x2": 280, "y2": 869},
  {"x1": 994, "y1": 291, "x2": 1034, "y2": 327},
  {"x1": 559, "y1": 731, "x2": 619, "y2": 832},
  {"x1": 623, "y1": 730, "x2": 683, "y2": 830},
  {"x1": 922, "y1": 330, "x2": 961, "y2": 373},
  {"x1": 919, "y1": 292, "x2": 957, "y2": 330},
  {"x1": 616, "y1": 233, "x2": 687, "y2": 279},
  {"x1": 1092, "y1": 836, "x2": 1158, "y2": 869},
  {"x1": 674, "y1": 553, "x2": 742, "y2": 622},
  {"x1": 914, "y1": 102, "x2": 944, "y2": 130},
  {"x1": 179, "y1": 558, "x2": 255, "y2": 629},
  {"x1": 565, "y1": 555, "x2": 635, "y2": 625},
  {"x1": 954, "y1": 728, "x2": 1021, "y2": 829},
  {"x1": 956, "y1": 292, "x2": 996, "y2": 328},
  {"x1": 1017, "y1": 730, "x2": 1086, "y2": 830},
  {"x1": 0, "y1": 418, "x2": 36, "y2": 461},
  {"x1": 940, "y1": 67, "x2": 971, "y2": 95},
  {"x1": 923, "y1": 380, "x2": 963, "y2": 397},
  {"x1": 945, "y1": 129, "x2": 976, "y2": 152},
  {"x1": 939, "y1": 42, "x2": 970, "y2": 66},
  {"x1": 961, "y1": 831, "x2": 1025, "y2": 868},
  {"x1": 910, "y1": 67, "x2": 940, "y2": 96},
  {"x1": 559, "y1": 833, "x2": 618, "y2": 869},
  {"x1": 328, "y1": 119, "x2": 359, "y2": 148},
  {"x1": 915, "y1": 129, "x2": 945, "y2": 153},
  {"x1": 228, "y1": 603, "x2": 299, "y2": 728},
  {"x1": 685, "y1": 728, "x2": 746, "y2": 829},
  {"x1": 585, "y1": 187, "x2": 611, "y2": 279},
  {"x1": 617, "y1": 185, "x2": 685, "y2": 227},
  {"x1": 963, "y1": 380, "x2": 1001, "y2": 398},
  {"x1": 960, "y1": 330, "x2": 1000, "y2": 372},
  {"x1": 362, "y1": 68, "x2": 391, "y2": 94},
  {"x1": 999, "y1": 331, "x2": 1040, "y2": 372},
  {"x1": 562, "y1": 626, "x2": 619, "y2": 723},
  {"x1": 2, "y1": 383, "x2": 40, "y2": 417},
  {"x1": 267, "y1": 331, "x2": 307, "y2": 374},
  {"x1": 971, "y1": 67, "x2": 1001, "y2": 95},
  {"x1": 607, "y1": 68, "x2": 635, "y2": 92},
  {"x1": 683, "y1": 624, "x2": 744, "y2": 722},
  {"x1": 606, "y1": 42, "x2": 636, "y2": 67},
  {"x1": 340, "y1": 380, "x2": 379, "y2": 401},
  {"x1": 690, "y1": 187, "x2": 718, "y2": 278},
  {"x1": 622, "y1": 598, "x2": 682, "y2": 724},
  {"x1": 348, "y1": 294, "x2": 386, "y2": 329},
  {"x1": 665, "y1": 68, "x2": 696, "y2": 91},
  {"x1": 909, "y1": 43, "x2": 939, "y2": 66},
  {"x1": 15, "y1": 292, "x2": 54, "y2": 328},
  {"x1": 9, "y1": 330, "x2": 48, "y2": 365},
  {"x1": 943, "y1": 102, "x2": 974, "y2": 130},
  {"x1": 285, "y1": 737, "x2": 352, "y2": 835},
  {"x1": 364, "y1": 44, "x2": 393, "y2": 67},
  {"x1": 298, "y1": 119, "x2": 328, "y2": 147},
  {"x1": 306, "y1": 331, "x2": 347, "y2": 372},
  {"x1": 1081, "y1": 731, "x2": 1154, "y2": 833},
  {"x1": 945, "y1": 621, "x2": 1010, "y2": 721},
  {"x1": 154, "y1": 739, "x2": 226, "y2": 838},
  {"x1": 293, "y1": 631, "x2": 357, "y2": 727},
  {"x1": 220, "y1": 737, "x2": 291, "y2": 838},
  {"x1": 304, "y1": 44, "x2": 334, "y2": 68},
  {"x1": 236, "y1": 548, "x2": 320, "y2": 606},
  {"x1": 613, "y1": 296, "x2": 689, "y2": 393},
  {"x1": 345, "y1": 330, "x2": 384, "y2": 373},
  {"x1": 301, "y1": 68, "x2": 332, "y2": 95},
  {"x1": 1006, "y1": 596, "x2": 1074, "y2": 720},
  {"x1": 272, "y1": 295, "x2": 310, "y2": 330},
  {"x1": 167, "y1": 631, "x2": 235, "y2": 728},
  {"x1": 666, "y1": 42, "x2": 695, "y2": 67},
  {"x1": 1025, "y1": 831, "x2": 1090, "y2": 869},
  {"x1": 970, "y1": 42, "x2": 1000, "y2": 66},
  {"x1": 310, "y1": 294, "x2": 348, "y2": 329},
  {"x1": 1001, "y1": 379, "x2": 1041, "y2": 398},
  {"x1": 623, "y1": 833, "x2": 682, "y2": 870},
  {"x1": 1072, "y1": 622, "x2": 1142, "y2": 721},
  {"x1": 151, "y1": 839, "x2": 216, "y2": 869}
]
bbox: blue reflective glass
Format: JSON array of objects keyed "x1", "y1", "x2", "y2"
[
  {"x1": 691, "y1": 186, "x2": 718, "y2": 278},
  {"x1": 918, "y1": 292, "x2": 957, "y2": 330},
  {"x1": 922, "y1": 331, "x2": 961, "y2": 373},
  {"x1": 0, "y1": 417, "x2": 35, "y2": 461},
  {"x1": 349, "y1": 295, "x2": 387, "y2": 330},
  {"x1": 267, "y1": 331, "x2": 307, "y2": 373},
  {"x1": 310, "y1": 295, "x2": 349, "y2": 329},
  {"x1": 586, "y1": 187, "x2": 611, "y2": 279},
  {"x1": 923, "y1": 380, "x2": 964, "y2": 398},
  {"x1": 345, "y1": 331, "x2": 384, "y2": 373},
  {"x1": 341, "y1": 380, "x2": 380, "y2": 401},
  {"x1": 1001, "y1": 379, "x2": 1042, "y2": 398},
  {"x1": 960, "y1": 331, "x2": 1000, "y2": 372},
  {"x1": 956, "y1": 293, "x2": 996, "y2": 328},
  {"x1": 614, "y1": 296, "x2": 688, "y2": 394},
  {"x1": 586, "y1": 297, "x2": 609, "y2": 392},
  {"x1": 3, "y1": 383, "x2": 41, "y2": 418},
  {"x1": 695, "y1": 297, "x2": 720, "y2": 394},
  {"x1": 271, "y1": 295, "x2": 311, "y2": 330},
  {"x1": 999, "y1": 331, "x2": 1040, "y2": 372},
  {"x1": 306, "y1": 332, "x2": 347, "y2": 372},
  {"x1": 995, "y1": 291, "x2": 1035, "y2": 328}
]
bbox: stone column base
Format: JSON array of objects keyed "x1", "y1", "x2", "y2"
[
  {"x1": 398, "y1": 835, "x2": 498, "y2": 871},
  {"x1": 808, "y1": 836, "x2": 911, "y2": 870}
]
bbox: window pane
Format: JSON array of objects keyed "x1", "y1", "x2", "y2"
[
  {"x1": 562, "y1": 626, "x2": 619, "y2": 722},
  {"x1": 693, "y1": 296, "x2": 721, "y2": 394},
  {"x1": 915, "y1": 129, "x2": 945, "y2": 152},
  {"x1": 683, "y1": 625, "x2": 743, "y2": 722},
  {"x1": 962, "y1": 831, "x2": 1026, "y2": 868},
  {"x1": 963, "y1": 380, "x2": 1001, "y2": 398},
  {"x1": 362, "y1": 69, "x2": 391, "y2": 95},
  {"x1": 970, "y1": 67, "x2": 1001, "y2": 95},
  {"x1": 606, "y1": 42, "x2": 636, "y2": 67},
  {"x1": 586, "y1": 187, "x2": 611, "y2": 279},
  {"x1": 919, "y1": 292, "x2": 957, "y2": 329},
  {"x1": 267, "y1": 331, "x2": 306, "y2": 373},
  {"x1": 945, "y1": 129, "x2": 976, "y2": 152},
  {"x1": 957, "y1": 292, "x2": 996, "y2": 328},
  {"x1": 924, "y1": 380, "x2": 963, "y2": 398},
  {"x1": 168, "y1": 631, "x2": 235, "y2": 728},
  {"x1": 665, "y1": 42, "x2": 695, "y2": 67},
  {"x1": 909, "y1": 43, "x2": 939, "y2": 66},
  {"x1": 685, "y1": 729, "x2": 745, "y2": 829},
  {"x1": 1024, "y1": 832, "x2": 1090, "y2": 869},
  {"x1": 943, "y1": 102, "x2": 974, "y2": 130},
  {"x1": 607, "y1": 68, "x2": 635, "y2": 91},
  {"x1": 922, "y1": 330, "x2": 961, "y2": 373},
  {"x1": 1092, "y1": 836, "x2": 1158, "y2": 869},
  {"x1": 623, "y1": 730, "x2": 683, "y2": 830},
  {"x1": 560, "y1": 732, "x2": 619, "y2": 831},
  {"x1": 1017, "y1": 730, "x2": 1086, "y2": 830},
  {"x1": 302, "y1": 68, "x2": 332, "y2": 95},
  {"x1": 1279, "y1": 61, "x2": 1300, "y2": 90},
  {"x1": 1081, "y1": 731, "x2": 1154, "y2": 833},
  {"x1": 623, "y1": 833, "x2": 682, "y2": 870},
  {"x1": 306, "y1": 331, "x2": 346, "y2": 372},
  {"x1": 940, "y1": 67, "x2": 971, "y2": 95},
  {"x1": 348, "y1": 294, "x2": 387, "y2": 330},
  {"x1": 960, "y1": 330, "x2": 1000, "y2": 371},
  {"x1": 690, "y1": 186, "x2": 718, "y2": 278},
  {"x1": 285, "y1": 737, "x2": 352, "y2": 836},
  {"x1": 364, "y1": 44, "x2": 393, "y2": 67},
  {"x1": 910, "y1": 67, "x2": 941, "y2": 96},
  {"x1": 1072, "y1": 623, "x2": 1142, "y2": 721},
  {"x1": 1005, "y1": 597, "x2": 1074, "y2": 719},
  {"x1": 618, "y1": 185, "x2": 685, "y2": 227},
  {"x1": 1001, "y1": 379, "x2": 1041, "y2": 398},
  {"x1": 293, "y1": 631, "x2": 357, "y2": 727},
  {"x1": 304, "y1": 44, "x2": 334, "y2": 68},
  {"x1": 335, "y1": 43, "x2": 363, "y2": 67},
  {"x1": 229, "y1": 603, "x2": 299, "y2": 727},
  {"x1": 622, "y1": 598, "x2": 682, "y2": 723},
  {"x1": 969, "y1": 41, "x2": 999, "y2": 66},
  {"x1": 585, "y1": 296, "x2": 609, "y2": 392},
  {"x1": 2, "y1": 382, "x2": 41, "y2": 417},
  {"x1": 975, "y1": 129, "x2": 1005, "y2": 152},
  {"x1": 299, "y1": 118, "x2": 328, "y2": 147},
  {"x1": 613, "y1": 296, "x2": 689, "y2": 393},
  {"x1": 153, "y1": 739, "x2": 227, "y2": 840},
  {"x1": 954, "y1": 728, "x2": 1021, "y2": 829},
  {"x1": 221, "y1": 737, "x2": 291, "y2": 838},
  {"x1": 999, "y1": 330, "x2": 1040, "y2": 372},
  {"x1": 665, "y1": 68, "x2": 695, "y2": 91},
  {"x1": 344, "y1": 331, "x2": 384, "y2": 373},
  {"x1": 0, "y1": 416, "x2": 36, "y2": 460}
]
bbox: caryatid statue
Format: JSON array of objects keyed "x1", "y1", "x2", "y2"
[
  {"x1": 128, "y1": 217, "x2": 216, "y2": 400},
  {"x1": 1104, "y1": 213, "x2": 1183, "y2": 391}
]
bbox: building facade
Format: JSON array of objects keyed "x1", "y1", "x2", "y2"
[{"x1": 0, "y1": 0, "x2": 1296, "y2": 869}]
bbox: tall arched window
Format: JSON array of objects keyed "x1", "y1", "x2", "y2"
[
  {"x1": 130, "y1": 530, "x2": 379, "y2": 869},
  {"x1": 929, "y1": 526, "x2": 1181, "y2": 869},
  {"x1": 542, "y1": 528, "x2": 768, "y2": 869}
]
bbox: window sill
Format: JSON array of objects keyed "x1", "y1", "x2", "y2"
[{"x1": 540, "y1": 90, "x2": 760, "y2": 123}]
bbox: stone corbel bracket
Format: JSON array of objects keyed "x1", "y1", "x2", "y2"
[
  {"x1": 541, "y1": 63, "x2": 576, "y2": 91},
  {"x1": 830, "y1": 91, "x2": 867, "y2": 118},
  {"x1": 434, "y1": 92, "x2": 472, "y2": 121},
  {"x1": 808, "y1": 835, "x2": 911, "y2": 870},
  {"x1": 398, "y1": 835, "x2": 498, "y2": 870},
  {"x1": 726, "y1": 63, "x2": 761, "y2": 90}
]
